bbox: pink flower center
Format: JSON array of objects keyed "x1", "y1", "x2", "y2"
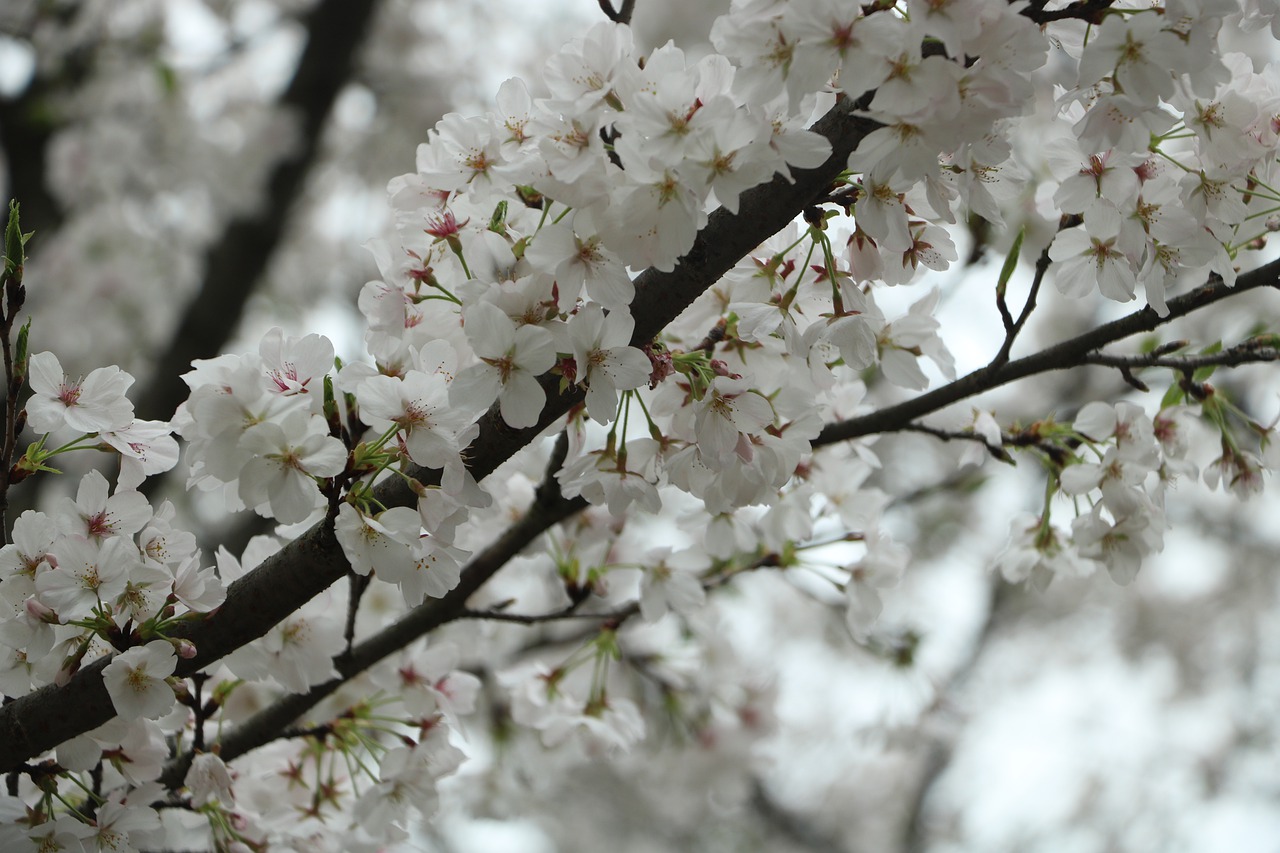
[{"x1": 58, "y1": 381, "x2": 83, "y2": 407}]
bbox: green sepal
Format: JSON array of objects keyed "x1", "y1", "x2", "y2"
[
  {"x1": 323, "y1": 374, "x2": 340, "y2": 435},
  {"x1": 488, "y1": 200, "x2": 509, "y2": 234},
  {"x1": 13, "y1": 318, "x2": 30, "y2": 385},
  {"x1": 3, "y1": 200, "x2": 30, "y2": 279}
]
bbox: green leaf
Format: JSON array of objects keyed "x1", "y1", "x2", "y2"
[
  {"x1": 1192, "y1": 340, "x2": 1222, "y2": 383},
  {"x1": 155, "y1": 61, "x2": 178, "y2": 94},
  {"x1": 3, "y1": 200, "x2": 30, "y2": 277},
  {"x1": 1159, "y1": 381, "x2": 1185, "y2": 410},
  {"x1": 996, "y1": 225, "x2": 1025, "y2": 300}
]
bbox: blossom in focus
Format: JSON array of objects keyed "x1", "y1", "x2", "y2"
[
  {"x1": 237, "y1": 410, "x2": 348, "y2": 524},
  {"x1": 567, "y1": 304, "x2": 653, "y2": 424},
  {"x1": 26, "y1": 351, "x2": 135, "y2": 435},
  {"x1": 102, "y1": 640, "x2": 178, "y2": 720}
]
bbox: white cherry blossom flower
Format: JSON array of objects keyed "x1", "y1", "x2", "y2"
[
  {"x1": 357, "y1": 371, "x2": 478, "y2": 471},
  {"x1": 523, "y1": 218, "x2": 634, "y2": 308},
  {"x1": 567, "y1": 304, "x2": 653, "y2": 423},
  {"x1": 845, "y1": 529, "x2": 908, "y2": 640},
  {"x1": 36, "y1": 535, "x2": 137, "y2": 621},
  {"x1": 56, "y1": 469, "x2": 151, "y2": 541},
  {"x1": 353, "y1": 730, "x2": 465, "y2": 825},
  {"x1": 335, "y1": 504, "x2": 421, "y2": 579},
  {"x1": 87, "y1": 788, "x2": 162, "y2": 853},
  {"x1": 186, "y1": 752, "x2": 235, "y2": 806},
  {"x1": 102, "y1": 639, "x2": 178, "y2": 720},
  {"x1": 637, "y1": 546, "x2": 708, "y2": 622},
  {"x1": 171, "y1": 555, "x2": 225, "y2": 613},
  {"x1": 451, "y1": 301, "x2": 556, "y2": 429},
  {"x1": 378, "y1": 643, "x2": 482, "y2": 720},
  {"x1": 542, "y1": 20, "x2": 635, "y2": 113},
  {"x1": 26, "y1": 351, "x2": 135, "y2": 435},
  {"x1": 225, "y1": 608, "x2": 344, "y2": 693},
  {"x1": 0, "y1": 509, "x2": 57, "y2": 580},
  {"x1": 692, "y1": 376, "x2": 775, "y2": 464},
  {"x1": 259, "y1": 327, "x2": 334, "y2": 404},
  {"x1": 1077, "y1": 15, "x2": 1185, "y2": 105},
  {"x1": 1049, "y1": 200, "x2": 1139, "y2": 302},
  {"x1": 5, "y1": 815, "x2": 94, "y2": 852},
  {"x1": 995, "y1": 513, "x2": 1094, "y2": 590},
  {"x1": 398, "y1": 536, "x2": 467, "y2": 605},
  {"x1": 237, "y1": 411, "x2": 347, "y2": 524},
  {"x1": 853, "y1": 168, "x2": 914, "y2": 252},
  {"x1": 99, "y1": 420, "x2": 180, "y2": 490},
  {"x1": 1071, "y1": 502, "x2": 1164, "y2": 585}
]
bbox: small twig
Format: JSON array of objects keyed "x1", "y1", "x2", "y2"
[
  {"x1": 596, "y1": 0, "x2": 637, "y2": 24},
  {"x1": 816, "y1": 258, "x2": 1280, "y2": 450},
  {"x1": 988, "y1": 243, "x2": 1053, "y2": 372},
  {"x1": 1083, "y1": 344, "x2": 1280, "y2": 372},
  {"x1": 343, "y1": 571, "x2": 372, "y2": 655},
  {"x1": 1118, "y1": 366, "x2": 1149, "y2": 393},
  {"x1": 900, "y1": 422, "x2": 1013, "y2": 463},
  {"x1": 457, "y1": 604, "x2": 627, "y2": 625},
  {"x1": 190, "y1": 674, "x2": 207, "y2": 753},
  {"x1": 693, "y1": 317, "x2": 728, "y2": 354}
]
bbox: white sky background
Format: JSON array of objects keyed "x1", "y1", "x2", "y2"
[{"x1": 22, "y1": 0, "x2": 1277, "y2": 849}]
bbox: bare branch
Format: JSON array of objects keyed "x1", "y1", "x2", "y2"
[
  {"x1": 597, "y1": 0, "x2": 638, "y2": 25},
  {"x1": 815, "y1": 262, "x2": 1280, "y2": 449},
  {"x1": 1083, "y1": 342, "x2": 1280, "y2": 372},
  {"x1": 988, "y1": 243, "x2": 1054, "y2": 371},
  {"x1": 899, "y1": 423, "x2": 1014, "y2": 463}
]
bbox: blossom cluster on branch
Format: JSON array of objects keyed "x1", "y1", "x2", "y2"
[{"x1": 0, "y1": 0, "x2": 1279, "y2": 849}]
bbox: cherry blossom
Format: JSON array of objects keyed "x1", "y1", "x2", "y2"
[
  {"x1": 451, "y1": 300, "x2": 557, "y2": 429},
  {"x1": 102, "y1": 640, "x2": 178, "y2": 720},
  {"x1": 26, "y1": 351, "x2": 135, "y2": 435},
  {"x1": 2, "y1": 2, "x2": 1280, "y2": 849},
  {"x1": 1049, "y1": 200, "x2": 1140, "y2": 303},
  {"x1": 566, "y1": 304, "x2": 653, "y2": 423},
  {"x1": 237, "y1": 410, "x2": 347, "y2": 524}
]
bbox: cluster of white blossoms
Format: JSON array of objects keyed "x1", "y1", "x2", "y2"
[
  {"x1": 0, "y1": 345, "x2": 213, "y2": 698},
  {"x1": 3, "y1": 0, "x2": 1280, "y2": 848}
]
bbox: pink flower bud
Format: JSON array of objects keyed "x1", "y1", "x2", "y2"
[{"x1": 25, "y1": 597, "x2": 59, "y2": 624}]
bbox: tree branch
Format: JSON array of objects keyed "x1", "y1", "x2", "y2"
[
  {"x1": 1019, "y1": 0, "x2": 1116, "y2": 25},
  {"x1": 988, "y1": 242, "x2": 1053, "y2": 371},
  {"x1": 159, "y1": 436, "x2": 586, "y2": 788},
  {"x1": 1083, "y1": 341, "x2": 1280, "y2": 372},
  {"x1": 597, "y1": 0, "x2": 638, "y2": 25},
  {"x1": 815, "y1": 261, "x2": 1280, "y2": 449}
]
